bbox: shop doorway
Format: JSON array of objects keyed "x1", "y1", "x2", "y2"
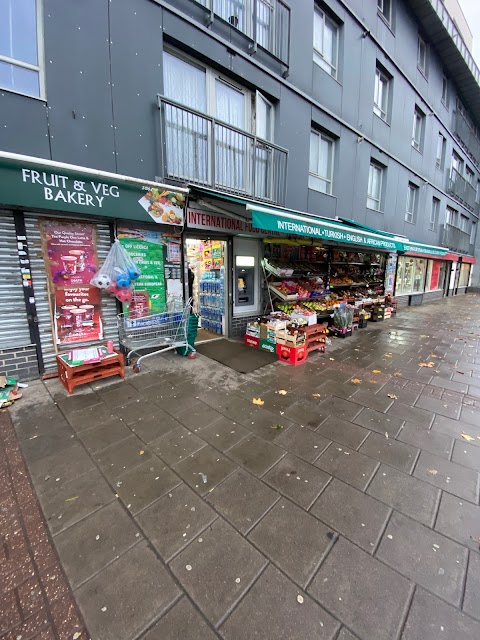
[{"x1": 185, "y1": 238, "x2": 228, "y2": 341}]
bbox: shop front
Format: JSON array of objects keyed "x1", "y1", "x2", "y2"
[{"x1": 0, "y1": 151, "x2": 187, "y2": 379}]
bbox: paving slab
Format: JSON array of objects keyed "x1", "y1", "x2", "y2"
[
  {"x1": 429, "y1": 376, "x2": 469, "y2": 394},
  {"x1": 386, "y1": 401, "x2": 434, "y2": 428},
  {"x1": 367, "y1": 464, "x2": 441, "y2": 526},
  {"x1": 308, "y1": 537, "x2": 413, "y2": 640},
  {"x1": 316, "y1": 415, "x2": 370, "y2": 450},
  {"x1": 263, "y1": 454, "x2": 331, "y2": 509},
  {"x1": 283, "y1": 400, "x2": 330, "y2": 430},
  {"x1": 57, "y1": 392, "x2": 104, "y2": 416},
  {"x1": 111, "y1": 398, "x2": 161, "y2": 425},
  {"x1": 353, "y1": 407, "x2": 404, "y2": 438},
  {"x1": 415, "y1": 394, "x2": 461, "y2": 419},
  {"x1": 196, "y1": 416, "x2": 250, "y2": 452},
  {"x1": 431, "y1": 414, "x2": 480, "y2": 445},
  {"x1": 173, "y1": 444, "x2": 238, "y2": 496},
  {"x1": 227, "y1": 435, "x2": 286, "y2": 477},
  {"x1": 75, "y1": 541, "x2": 180, "y2": 640},
  {"x1": 413, "y1": 450, "x2": 480, "y2": 503},
  {"x1": 66, "y1": 401, "x2": 117, "y2": 431},
  {"x1": 27, "y1": 443, "x2": 95, "y2": 496},
  {"x1": 311, "y1": 478, "x2": 391, "y2": 552},
  {"x1": 463, "y1": 549, "x2": 480, "y2": 621},
  {"x1": 248, "y1": 499, "x2": 334, "y2": 588},
  {"x1": 94, "y1": 435, "x2": 153, "y2": 480},
  {"x1": 129, "y1": 409, "x2": 184, "y2": 443},
  {"x1": 20, "y1": 426, "x2": 77, "y2": 465},
  {"x1": 359, "y1": 432, "x2": 419, "y2": 473},
  {"x1": 273, "y1": 424, "x2": 330, "y2": 462},
  {"x1": 314, "y1": 444, "x2": 379, "y2": 490},
  {"x1": 376, "y1": 511, "x2": 468, "y2": 606},
  {"x1": 76, "y1": 417, "x2": 132, "y2": 453},
  {"x1": 169, "y1": 517, "x2": 267, "y2": 627},
  {"x1": 396, "y1": 422, "x2": 453, "y2": 459},
  {"x1": 141, "y1": 597, "x2": 219, "y2": 640},
  {"x1": 100, "y1": 384, "x2": 142, "y2": 408},
  {"x1": 402, "y1": 587, "x2": 480, "y2": 640},
  {"x1": 459, "y1": 405, "x2": 480, "y2": 427},
  {"x1": 137, "y1": 483, "x2": 217, "y2": 562},
  {"x1": 206, "y1": 468, "x2": 279, "y2": 534},
  {"x1": 317, "y1": 397, "x2": 363, "y2": 422},
  {"x1": 451, "y1": 439, "x2": 480, "y2": 471},
  {"x1": 434, "y1": 491, "x2": 480, "y2": 551},
  {"x1": 176, "y1": 401, "x2": 226, "y2": 431},
  {"x1": 54, "y1": 501, "x2": 141, "y2": 589},
  {"x1": 151, "y1": 427, "x2": 206, "y2": 466},
  {"x1": 11, "y1": 403, "x2": 70, "y2": 440},
  {"x1": 220, "y1": 564, "x2": 340, "y2": 640}
]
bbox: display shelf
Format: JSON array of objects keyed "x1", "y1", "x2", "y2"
[{"x1": 263, "y1": 260, "x2": 327, "y2": 279}]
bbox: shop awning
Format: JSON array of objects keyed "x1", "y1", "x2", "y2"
[
  {"x1": 248, "y1": 204, "x2": 405, "y2": 251},
  {"x1": 0, "y1": 151, "x2": 188, "y2": 224},
  {"x1": 401, "y1": 240, "x2": 448, "y2": 257}
]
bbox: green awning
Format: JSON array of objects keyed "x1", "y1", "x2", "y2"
[
  {"x1": 248, "y1": 205, "x2": 405, "y2": 251},
  {"x1": 401, "y1": 241, "x2": 448, "y2": 257}
]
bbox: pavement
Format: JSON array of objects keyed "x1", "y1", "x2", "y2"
[{"x1": 2, "y1": 294, "x2": 480, "y2": 640}]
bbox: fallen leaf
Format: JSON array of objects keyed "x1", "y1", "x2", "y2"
[
  {"x1": 271, "y1": 424, "x2": 284, "y2": 430},
  {"x1": 277, "y1": 390, "x2": 288, "y2": 395},
  {"x1": 351, "y1": 379, "x2": 362, "y2": 384},
  {"x1": 429, "y1": 354, "x2": 439, "y2": 359},
  {"x1": 372, "y1": 370, "x2": 381, "y2": 374},
  {"x1": 368, "y1": 379, "x2": 379, "y2": 384},
  {"x1": 420, "y1": 335, "x2": 429, "y2": 339},
  {"x1": 418, "y1": 362, "x2": 435, "y2": 368},
  {"x1": 394, "y1": 371, "x2": 402, "y2": 377},
  {"x1": 384, "y1": 354, "x2": 393, "y2": 358},
  {"x1": 387, "y1": 394, "x2": 398, "y2": 399},
  {"x1": 139, "y1": 450, "x2": 145, "y2": 455},
  {"x1": 252, "y1": 398, "x2": 264, "y2": 405},
  {"x1": 311, "y1": 393, "x2": 321, "y2": 398},
  {"x1": 65, "y1": 496, "x2": 78, "y2": 502},
  {"x1": 329, "y1": 358, "x2": 335, "y2": 361},
  {"x1": 461, "y1": 433, "x2": 475, "y2": 442},
  {"x1": 427, "y1": 469, "x2": 438, "y2": 475},
  {"x1": 457, "y1": 371, "x2": 465, "y2": 375}
]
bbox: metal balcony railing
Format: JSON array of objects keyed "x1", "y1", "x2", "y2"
[
  {"x1": 158, "y1": 97, "x2": 288, "y2": 205},
  {"x1": 440, "y1": 223, "x2": 474, "y2": 254},
  {"x1": 454, "y1": 109, "x2": 480, "y2": 167},
  {"x1": 194, "y1": 0, "x2": 290, "y2": 67},
  {"x1": 446, "y1": 168, "x2": 477, "y2": 211}
]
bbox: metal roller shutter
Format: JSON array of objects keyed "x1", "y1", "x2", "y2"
[
  {"x1": 25, "y1": 214, "x2": 119, "y2": 373},
  {"x1": 0, "y1": 211, "x2": 31, "y2": 349}
]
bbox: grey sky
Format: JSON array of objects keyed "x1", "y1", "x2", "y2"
[{"x1": 459, "y1": 0, "x2": 480, "y2": 66}]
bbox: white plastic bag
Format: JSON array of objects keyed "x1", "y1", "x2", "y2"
[{"x1": 91, "y1": 240, "x2": 141, "y2": 303}]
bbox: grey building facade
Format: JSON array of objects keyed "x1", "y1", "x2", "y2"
[{"x1": 0, "y1": 0, "x2": 479, "y2": 376}]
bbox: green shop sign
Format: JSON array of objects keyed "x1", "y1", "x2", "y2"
[
  {"x1": 400, "y1": 242, "x2": 448, "y2": 257},
  {"x1": 0, "y1": 156, "x2": 186, "y2": 225},
  {"x1": 251, "y1": 208, "x2": 402, "y2": 251}
]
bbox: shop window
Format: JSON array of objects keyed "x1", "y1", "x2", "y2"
[
  {"x1": 429, "y1": 197, "x2": 440, "y2": 232},
  {"x1": 426, "y1": 260, "x2": 442, "y2": 291},
  {"x1": 313, "y1": 6, "x2": 339, "y2": 79},
  {"x1": 459, "y1": 263, "x2": 470, "y2": 288},
  {"x1": 377, "y1": 0, "x2": 392, "y2": 26},
  {"x1": 0, "y1": 0, "x2": 43, "y2": 98},
  {"x1": 395, "y1": 256, "x2": 426, "y2": 295},
  {"x1": 309, "y1": 129, "x2": 335, "y2": 195},
  {"x1": 367, "y1": 162, "x2": 384, "y2": 211},
  {"x1": 412, "y1": 106, "x2": 425, "y2": 151},
  {"x1": 405, "y1": 182, "x2": 418, "y2": 224},
  {"x1": 441, "y1": 74, "x2": 448, "y2": 107},
  {"x1": 436, "y1": 133, "x2": 446, "y2": 170},
  {"x1": 417, "y1": 35, "x2": 427, "y2": 77},
  {"x1": 374, "y1": 64, "x2": 390, "y2": 122}
]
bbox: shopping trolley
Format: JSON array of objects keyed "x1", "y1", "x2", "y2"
[{"x1": 117, "y1": 298, "x2": 196, "y2": 372}]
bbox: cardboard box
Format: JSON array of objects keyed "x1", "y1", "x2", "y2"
[
  {"x1": 290, "y1": 312, "x2": 317, "y2": 326},
  {"x1": 244, "y1": 334, "x2": 260, "y2": 348},
  {"x1": 276, "y1": 343, "x2": 307, "y2": 365},
  {"x1": 260, "y1": 339, "x2": 276, "y2": 354}
]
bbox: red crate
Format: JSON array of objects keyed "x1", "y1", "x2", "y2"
[
  {"x1": 244, "y1": 334, "x2": 260, "y2": 348},
  {"x1": 276, "y1": 343, "x2": 307, "y2": 365}
]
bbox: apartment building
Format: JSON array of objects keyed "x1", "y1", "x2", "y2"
[{"x1": 0, "y1": 0, "x2": 479, "y2": 377}]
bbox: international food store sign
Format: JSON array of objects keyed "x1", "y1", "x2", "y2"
[
  {"x1": 251, "y1": 208, "x2": 401, "y2": 251},
  {"x1": 0, "y1": 159, "x2": 185, "y2": 225}
]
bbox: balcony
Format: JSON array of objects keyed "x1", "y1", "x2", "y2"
[
  {"x1": 446, "y1": 168, "x2": 477, "y2": 212},
  {"x1": 158, "y1": 97, "x2": 288, "y2": 205},
  {"x1": 454, "y1": 109, "x2": 480, "y2": 167},
  {"x1": 440, "y1": 223, "x2": 474, "y2": 254},
  {"x1": 194, "y1": 0, "x2": 290, "y2": 68}
]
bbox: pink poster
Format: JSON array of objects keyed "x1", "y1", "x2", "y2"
[{"x1": 41, "y1": 221, "x2": 98, "y2": 286}]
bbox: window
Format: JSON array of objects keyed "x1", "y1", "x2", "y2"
[
  {"x1": 471, "y1": 221, "x2": 477, "y2": 244},
  {"x1": 441, "y1": 74, "x2": 448, "y2": 107},
  {"x1": 430, "y1": 197, "x2": 440, "y2": 231},
  {"x1": 405, "y1": 182, "x2": 418, "y2": 223},
  {"x1": 395, "y1": 256, "x2": 426, "y2": 295},
  {"x1": 436, "y1": 133, "x2": 446, "y2": 170},
  {"x1": 313, "y1": 7, "x2": 339, "y2": 79},
  {"x1": 256, "y1": 91, "x2": 273, "y2": 141},
  {"x1": 374, "y1": 66, "x2": 389, "y2": 121},
  {"x1": 476, "y1": 181, "x2": 480, "y2": 204},
  {"x1": 367, "y1": 162, "x2": 384, "y2": 210},
  {"x1": 460, "y1": 215, "x2": 469, "y2": 233},
  {"x1": 412, "y1": 106, "x2": 425, "y2": 151},
  {"x1": 309, "y1": 129, "x2": 335, "y2": 195},
  {"x1": 451, "y1": 151, "x2": 464, "y2": 179},
  {"x1": 465, "y1": 165, "x2": 474, "y2": 185},
  {"x1": 377, "y1": 0, "x2": 392, "y2": 25},
  {"x1": 445, "y1": 205, "x2": 458, "y2": 227},
  {"x1": 0, "y1": 0, "x2": 42, "y2": 98},
  {"x1": 417, "y1": 35, "x2": 427, "y2": 76}
]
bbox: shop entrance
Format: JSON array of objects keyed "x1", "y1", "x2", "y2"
[{"x1": 185, "y1": 238, "x2": 228, "y2": 340}]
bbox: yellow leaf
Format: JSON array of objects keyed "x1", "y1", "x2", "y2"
[
  {"x1": 139, "y1": 450, "x2": 145, "y2": 455},
  {"x1": 427, "y1": 469, "x2": 438, "y2": 475},
  {"x1": 394, "y1": 372, "x2": 402, "y2": 377},
  {"x1": 351, "y1": 379, "x2": 362, "y2": 384},
  {"x1": 277, "y1": 390, "x2": 288, "y2": 395},
  {"x1": 372, "y1": 370, "x2": 381, "y2": 374},
  {"x1": 418, "y1": 363, "x2": 434, "y2": 368},
  {"x1": 384, "y1": 354, "x2": 393, "y2": 358},
  {"x1": 430, "y1": 354, "x2": 438, "y2": 359},
  {"x1": 311, "y1": 393, "x2": 321, "y2": 398},
  {"x1": 461, "y1": 433, "x2": 475, "y2": 442},
  {"x1": 65, "y1": 496, "x2": 79, "y2": 502},
  {"x1": 387, "y1": 394, "x2": 398, "y2": 399},
  {"x1": 252, "y1": 398, "x2": 264, "y2": 405},
  {"x1": 369, "y1": 379, "x2": 379, "y2": 384}
]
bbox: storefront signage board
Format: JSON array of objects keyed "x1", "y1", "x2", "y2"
[
  {"x1": 0, "y1": 158, "x2": 185, "y2": 225},
  {"x1": 187, "y1": 208, "x2": 283, "y2": 237}
]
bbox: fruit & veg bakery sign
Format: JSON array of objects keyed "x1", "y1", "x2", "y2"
[{"x1": 0, "y1": 156, "x2": 186, "y2": 226}]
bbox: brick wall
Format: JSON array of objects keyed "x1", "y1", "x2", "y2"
[
  {"x1": 231, "y1": 314, "x2": 260, "y2": 337},
  {"x1": 0, "y1": 345, "x2": 39, "y2": 382}
]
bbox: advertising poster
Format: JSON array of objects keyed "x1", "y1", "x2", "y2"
[
  {"x1": 117, "y1": 228, "x2": 167, "y2": 317},
  {"x1": 41, "y1": 220, "x2": 98, "y2": 286},
  {"x1": 384, "y1": 254, "x2": 398, "y2": 295},
  {"x1": 430, "y1": 261, "x2": 441, "y2": 290},
  {"x1": 54, "y1": 286, "x2": 103, "y2": 345},
  {"x1": 138, "y1": 190, "x2": 185, "y2": 226}
]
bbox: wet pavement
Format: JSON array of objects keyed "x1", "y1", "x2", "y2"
[{"x1": 3, "y1": 294, "x2": 480, "y2": 640}]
